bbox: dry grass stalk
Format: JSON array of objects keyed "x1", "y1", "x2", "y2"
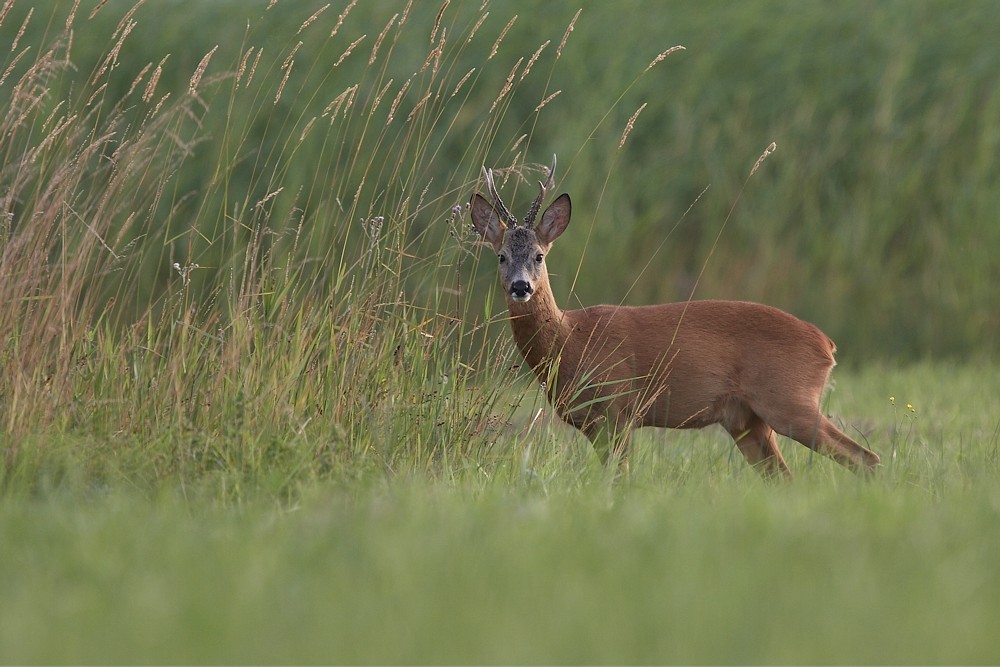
[
  {"x1": 322, "y1": 84, "x2": 358, "y2": 120},
  {"x1": 467, "y1": 11, "x2": 489, "y2": 43},
  {"x1": 188, "y1": 45, "x2": 219, "y2": 95},
  {"x1": 148, "y1": 92, "x2": 170, "y2": 118},
  {"x1": 11, "y1": 8, "x2": 33, "y2": 53},
  {"x1": 275, "y1": 59, "x2": 293, "y2": 105},
  {"x1": 504, "y1": 154, "x2": 522, "y2": 183},
  {"x1": 431, "y1": 0, "x2": 449, "y2": 44},
  {"x1": 619, "y1": 102, "x2": 647, "y2": 148},
  {"x1": 92, "y1": 18, "x2": 134, "y2": 84},
  {"x1": 5, "y1": 52, "x2": 56, "y2": 130},
  {"x1": 490, "y1": 15, "x2": 517, "y2": 59},
  {"x1": 237, "y1": 46, "x2": 254, "y2": 85},
  {"x1": 450, "y1": 67, "x2": 475, "y2": 97},
  {"x1": 298, "y1": 3, "x2": 329, "y2": 34},
  {"x1": 62, "y1": 27, "x2": 73, "y2": 60},
  {"x1": 750, "y1": 141, "x2": 777, "y2": 176},
  {"x1": 369, "y1": 13, "x2": 398, "y2": 65},
  {"x1": 113, "y1": 0, "x2": 145, "y2": 40},
  {"x1": 125, "y1": 61, "x2": 152, "y2": 99},
  {"x1": 533, "y1": 89, "x2": 561, "y2": 112},
  {"x1": 645, "y1": 44, "x2": 685, "y2": 72},
  {"x1": 143, "y1": 55, "x2": 168, "y2": 102},
  {"x1": 245, "y1": 48, "x2": 263, "y2": 88},
  {"x1": 353, "y1": 178, "x2": 365, "y2": 206},
  {"x1": 0, "y1": 46, "x2": 30, "y2": 87},
  {"x1": 489, "y1": 56, "x2": 522, "y2": 113},
  {"x1": 31, "y1": 114, "x2": 76, "y2": 162},
  {"x1": 520, "y1": 40, "x2": 549, "y2": 81},
  {"x1": 64, "y1": 0, "x2": 82, "y2": 31},
  {"x1": 406, "y1": 91, "x2": 432, "y2": 123},
  {"x1": 282, "y1": 41, "x2": 303, "y2": 70},
  {"x1": 556, "y1": 9, "x2": 581, "y2": 59},
  {"x1": 87, "y1": 0, "x2": 109, "y2": 20},
  {"x1": 40, "y1": 100, "x2": 66, "y2": 134},
  {"x1": 255, "y1": 188, "x2": 284, "y2": 210},
  {"x1": 398, "y1": 0, "x2": 412, "y2": 29},
  {"x1": 299, "y1": 116, "x2": 317, "y2": 142},
  {"x1": 371, "y1": 78, "x2": 394, "y2": 115},
  {"x1": 331, "y1": 0, "x2": 358, "y2": 37},
  {"x1": 85, "y1": 81, "x2": 108, "y2": 107},
  {"x1": 335, "y1": 35, "x2": 366, "y2": 67},
  {"x1": 386, "y1": 77, "x2": 411, "y2": 125},
  {"x1": 421, "y1": 29, "x2": 446, "y2": 75},
  {"x1": 0, "y1": 0, "x2": 15, "y2": 30}
]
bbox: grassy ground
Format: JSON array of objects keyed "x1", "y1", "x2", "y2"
[
  {"x1": 2, "y1": 363, "x2": 999, "y2": 664},
  {"x1": 2, "y1": 2, "x2": 999, "y2": 663},
  {"x1": 4, "y1": 478, "x2": 999, "y2": 664}
]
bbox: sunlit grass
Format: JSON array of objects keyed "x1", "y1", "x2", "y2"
[
  {"x1": 3, "y1": 405, "x2": 1000, "y2": 664},
  {"x1": 1, "y1": 0, "x2": 577, "y2": 493}
]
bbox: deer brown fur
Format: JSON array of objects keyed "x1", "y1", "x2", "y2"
[{"x1": 471, "y1": 156, "x2": 880, "y2": 479}]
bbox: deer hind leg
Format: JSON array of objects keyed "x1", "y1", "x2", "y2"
[
  {"x1": 728, "y1": 414, "x2": 792, "y2": 480},
  {"x1": 815, "y1": 415, "x2": 881, "y2": 472},
  {"x1": 754, "y1": 396, "x2": 880, "y2": 474},
  {"x1": 722, "y1": 400, "x2": 790, "y2": 480}
]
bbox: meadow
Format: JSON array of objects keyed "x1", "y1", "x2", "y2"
[{"x1": 1, "y1": 0, "x2": 999, "y2": 663}]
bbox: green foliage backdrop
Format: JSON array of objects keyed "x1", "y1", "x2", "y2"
[{"x1": 3, "y1": 0, "x2": 998, "y2": 362}]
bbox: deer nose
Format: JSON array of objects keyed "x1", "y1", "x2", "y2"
[{"x1": 509, "y1": 280, "x2": 533, "y2": 301}]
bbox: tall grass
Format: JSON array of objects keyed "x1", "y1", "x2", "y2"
[
  {"x1": 3, "y1": 0, "x2": 648, "y2": 497},
  {"x1": 5, "y1": 2, "x2": 998, "y2": 368}
]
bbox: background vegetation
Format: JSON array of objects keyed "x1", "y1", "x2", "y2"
[
  {"x1": 1, "y1": 0, "x2": 998, "y2": 663},
  {"x1": 3, "y1": 0, "x2": 997, "y2": 362}
]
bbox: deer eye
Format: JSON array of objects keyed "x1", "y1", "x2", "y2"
[{"x1": 535, "y1": 253, "x2": 544, "y2": 263}]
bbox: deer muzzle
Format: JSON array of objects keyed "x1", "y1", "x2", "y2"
[{"x1": 509, "y1": 280, "x2": 533, "y2": 302}]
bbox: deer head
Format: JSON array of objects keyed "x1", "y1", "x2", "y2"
[{"x1": 470, "y1": 155, "x2": 570, "y2": 303}]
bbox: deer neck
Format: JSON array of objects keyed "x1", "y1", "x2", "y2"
[{"x1": 507, "y1": 280, "x2": 568, "y2": 382}]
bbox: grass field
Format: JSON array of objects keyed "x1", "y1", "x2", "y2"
[
  {"x1": 2, "y1": 2, "x2": 999, "y2": 663},
  {"x1": 2, "y1": 363, "x2": 999, "y2": 664}
]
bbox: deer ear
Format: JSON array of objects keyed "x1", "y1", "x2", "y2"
[
  {"x1": 470, "y1": 193, "x2": 506, "y2": 252},
  {"x1": 535, "y1": 193, "x2": 571, "y2": 245}
]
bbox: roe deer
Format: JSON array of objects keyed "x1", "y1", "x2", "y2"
[{"x1": 470, "y1": 155, "x2": 880, "y2": 479}]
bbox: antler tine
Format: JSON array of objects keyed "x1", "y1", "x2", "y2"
[
  {"x1": 542, "y1": 153, "x2": 557, "y2": 190},
  {"x1": 524, "y1": 153, "x2": 557, "y2": 227},
  {"x1": 481, "y1": 166, "x2": 517, "y2": 226}
]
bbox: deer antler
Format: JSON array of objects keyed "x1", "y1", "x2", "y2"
[
  {"x1": 481, "y1": 166, "x2": 518, "y2": 226},
  {"x1": 524, "y1": 153, "x2": 557, "y2": 227}
]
